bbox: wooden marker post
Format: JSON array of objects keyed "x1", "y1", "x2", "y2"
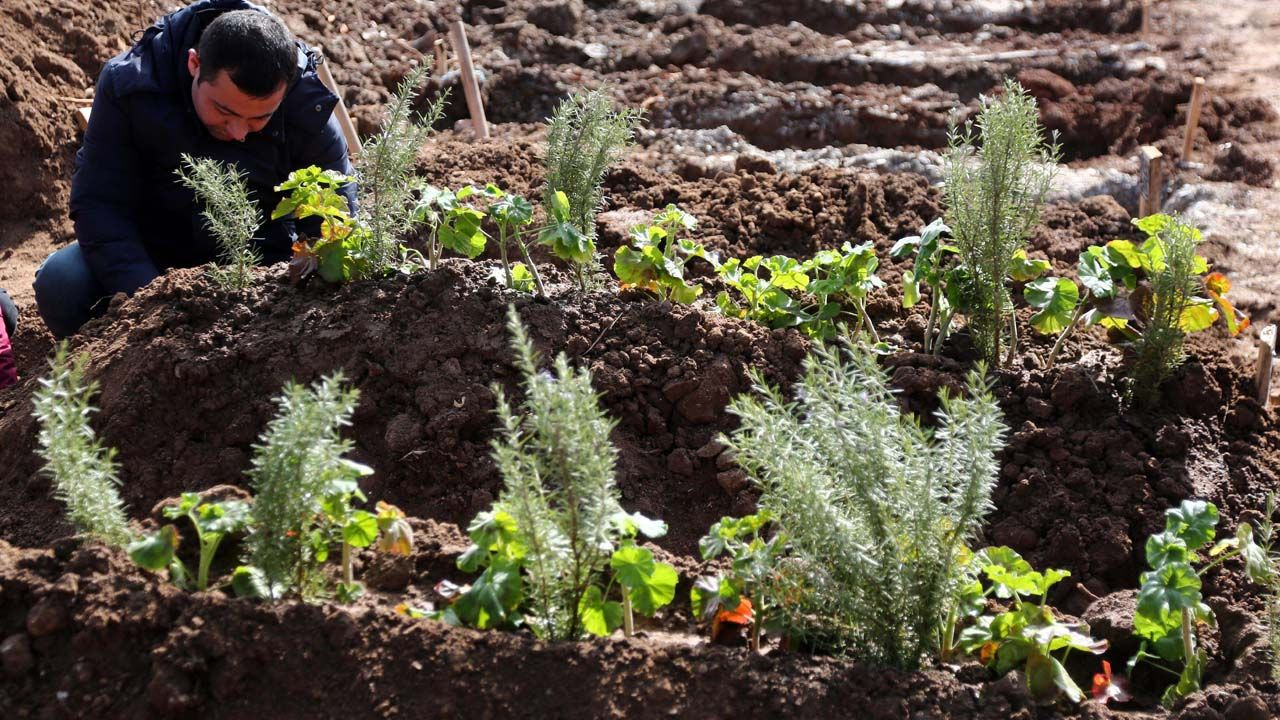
[
  {"x1": 433, "y1": 38, "x2": 448, "y2": 78},
  {"x1": 1181, "y1": 77, "x2": 1206, "y2": 164},
  {"x1": 448, "y1": 19, "x2": 490, "y2": 139},
  {"x1": 1137, "y1": 145, "x2": 1163, "y2": 216},
  {"x1": 1256, "y1": 325, "x2": 1276, "y2": 406},
  {"x1": 1141, "y1": 0, "x2": 1151, "y2": 39},
  {"x1": 316, "y1": 55, "x2": 363, "y2": 158}
]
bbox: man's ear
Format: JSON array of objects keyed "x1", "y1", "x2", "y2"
[{"x1": 187, "y1": 48, "x2": 200, "y2": 79}]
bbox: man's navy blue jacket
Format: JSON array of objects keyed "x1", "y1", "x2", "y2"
[{"x1": 69, "y1": 0, "x2": 356, "y2": 297}]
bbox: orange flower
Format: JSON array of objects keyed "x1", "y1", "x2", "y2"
[{"x1": 1091, "y1": 660, "x2": 1132, "y2": 704}]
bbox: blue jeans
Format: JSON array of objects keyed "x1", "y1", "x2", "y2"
[{"x1": 33, "y1": 243, "x2": 110, "y2": 339}]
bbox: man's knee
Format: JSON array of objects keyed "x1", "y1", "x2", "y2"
[{"x1": 34, "y1": 243, "x2": 107, "y2": 338}]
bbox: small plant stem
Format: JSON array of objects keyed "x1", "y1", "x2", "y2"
[
  {"x1": 513, "y1": 231, "x2": 547, "y2": 296},
  {"x1": 924, "y1": 294, "x2": 940, "y2": 353},
  {"x1": 622, "y1": 593, "x2": 635, "y2": 637},
  {"x1": 428, "y1": 232, "x2": 441, "y2": 271},
  {"x1": 750, "y1": 613, "x2": 762, "y2": 653},
  {"x1": 197, "y1": 537, "x2": 219, "y2": 592},
  {"x1": 1181, "y1": 606, "x2": 1196, "y2": 663},
  {"x1": 341, "y1": 542, "x2": 354, "y2": 585},
  {"x1": 932, "y1": 311, "x2": 955, "y2": 356},
  {"x1": 574, "y1": 263, "x2": 586, "y2": 293},
  {"x1": 498, "y1": 226, "x2": 513, "y2": 286},
  {"x1": 1047, "y1": 300, "x2": 1088, "y2": 368},
  {"x1": 1003, "y1": 309, "x2": 1018, "y2": 367},
  {"x1": 858, "y1": 299, "x2": 880, "y2": 343}
]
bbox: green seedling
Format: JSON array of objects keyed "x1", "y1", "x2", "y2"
[
  {"x1": 944, "y1": 78, "x2": 1060, "y2": 366},
  {"x1": 175, "y1": 154, "x2": 261, "y2": 291},
  {"x1": 32, "y1": 343, "x2": 132, "y2": 547},
  {"x1": 715, "y1": 254, "x2": 811, "y2": 329},
  {"x1": 614, "y1": 204, "x2": 714, "y2": 303},
  {"x1": 893, "y1": 219, "x2": 1050, "y2": 356},
  {"x1": 724, "y1": 339, "x2": 1006, "y2": 667},
  {"x1": 434, "y1": 308, "x2": 675, "y2": 640},
  {"x1": 955, "y1": 547, "x2": 1106, "y2": 704},
  {"x1": 543, "y1": 89, "x2": 642, "y2": 290},
  {"x1": 272, "y1": 166, "x2": 369, "y2": 284},
  {"x1": 411, "y1": 184, "x2": 488, "y2": 270},
  {"x1": 692, "y1": 511, "x2": 786, "y2": 651},
  {"x1": 801, "y1": 241, "x2": 885, "y2": 341},
  {"x1": 355, "y1": 63, "x2": 448, "y2": 275},
  {"x1": 130, "y1": 493, "x2": 252, "y2": 591},
  {"x1": 1026, "y1": 215, "x2": 1247, "y2": 376},
  {"x1": 716, "y1": 245, "x2": 887, "y2": 343},
  {"x1": 538, "y1": 190, "x2": 595, "y2": 291},
  {"x1": 1130, "y1": 499, "x2": 1271, "y2": 707},
  {"x1": 482, "y1": 184, "x2": 545, "y2": 294}
]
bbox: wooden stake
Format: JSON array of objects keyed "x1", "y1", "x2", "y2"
[
  {"x1": 448, "y1": 19, "x2": 490, "y2": 139},
  {"x1": 315, "y1": 55, "x2": 363, "y2": 158},
  {"x1": 1141, "y1": 0, "x2": 1151, "y2": 38},
  {"x1": 433, "y1": 39, "x2": 448, "y2": 78},
  {"x1": 1256, "y1": 325, "x2": 1276, "y2": 406},
  {"x1": 1137, "y1": 145, "x2": 1163, "y2": 216},
  {"x1": 1181, "y1": 77, "x2": 1206, "y2": 163}
]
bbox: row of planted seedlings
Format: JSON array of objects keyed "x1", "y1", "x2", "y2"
[
  {"x1": 94, "y1": 64, "x2": 1273, "y2": 711},
  {"x1": 32, "y1": 302, "x2": 1275, "y2": 710}
]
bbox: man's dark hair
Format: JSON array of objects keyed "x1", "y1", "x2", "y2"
[{"x1": 196, "y1": 10, "x2": 296, "y2": 97}]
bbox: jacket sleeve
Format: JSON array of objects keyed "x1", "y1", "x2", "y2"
[{"x1": 69, "y1": 67, "x2": 160, "y2": 297}]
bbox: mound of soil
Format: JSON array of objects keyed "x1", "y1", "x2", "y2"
[
  {"x1": 4, "y1": 0, "x2": 1280, "y2": 717},
  {"x1": 0, "y1": 537, "x2": 1110, "y2": 719}
]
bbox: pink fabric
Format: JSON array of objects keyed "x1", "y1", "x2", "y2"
[{"x1": 0, "y1": 320, "x2": 16, "y2": 389}]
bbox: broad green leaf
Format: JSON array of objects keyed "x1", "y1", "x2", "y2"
[
  {"x1": 509, "y1": 263, "x2": 536, "y2": 293},
  {"x1": 1137, "y1": 562, "x2": 1201, "y2": 617},
  {"x1": 761, "y1": 256, "x2": 809, "y2": 291},
  {"x1": 163, "y1": 492, "x2": 202, "y2": 520},
  {"x1": 439, "y1": 208, "x2": 487, "y2": 259},
  {"x1": 1178, "y1": 300, "x2": 1218, "y2": 333},
  {"x1": 691, "y1": 575, "x2": 740, "y2": 620},
  {"x1": 890, "y1": 234, "x2": 921, "y2": 258},
  {"x1": 343, "y1": 510, "x2": 379, "y2": 548},
  {"x1": 198, "y1": 500, "x2": 252, "y2": 537},
  {"x1": 547, "y1": 190, "x2": 572, "y2": 223},
  {"x1": 453, "y1": 558, "x2": 523, "y2": 630},
  {"x1": 611, "y1": 545, "x2": 657, "y2": 588},
  {"x1": 627, "y1": 562, "x2": 678, "y2": 615},
  {"x1": 902, "y1": 270, "x2": 920, "y2": 308},
  {"x1": 129, "y1": 525, "x2": 180, "y2": 571},
  {"x1": 1165, "y1": 500, "x2": 1218, "y2": 550},
  {"x1": 336, "y1": 581, "x2": 365, "y2": 603},
  {"x1": 1145, "y1": 532, "x2": 1189, "y2": 567},
  {"x1": 578, "y1": 585, "x2": 623, "y2": 637},
  {"x1": 1025, "y1": 277, "x2": 1080, "y2": 334},
  {"x1": 230, "y1": 565, "x2": 271, "y2": 599},
  {"x1": 1026, "y1": 650, "x2": 1085, "y2": 704},
  {"x1": 538, "y1": 222, "x2": 594, "y2": 265},
  {"x1": 1161, "y1": 649, "x2": 1206, "y2": 707},
  {"x1": 614, "y1": 246, "x2": 658, "y2": 287},
  {"x1": 1133, "y1": 604, "x2": 1182, "y2": 645},
  {"x1": 1105, "y1": 240, "x2": 1143, "y2": 269},
  {"x1": 1077, "y1": 250, "x2": 1115, "y2": 298},
  {"x1": 976, "y1": 547, "x2": 1035, "y2": 599},
  {"x1": 614, "y1": 512, "x2": 668, "y2": 540},
  {"x1": 1010, "y1": 249, "x2": 1051, "y2": 282}
]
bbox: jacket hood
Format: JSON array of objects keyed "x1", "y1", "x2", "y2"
[{"x1": 106, "y1": 0, "x2": 337, "y2": 135}]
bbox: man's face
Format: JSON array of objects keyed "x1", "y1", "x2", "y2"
[{"x1": 187, "y1": 49, "x2": 285, "y2": 142}]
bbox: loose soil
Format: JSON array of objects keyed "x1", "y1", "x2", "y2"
[{"x1": 3, "y1": 0, "x2": 1280, "y2": 718}]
